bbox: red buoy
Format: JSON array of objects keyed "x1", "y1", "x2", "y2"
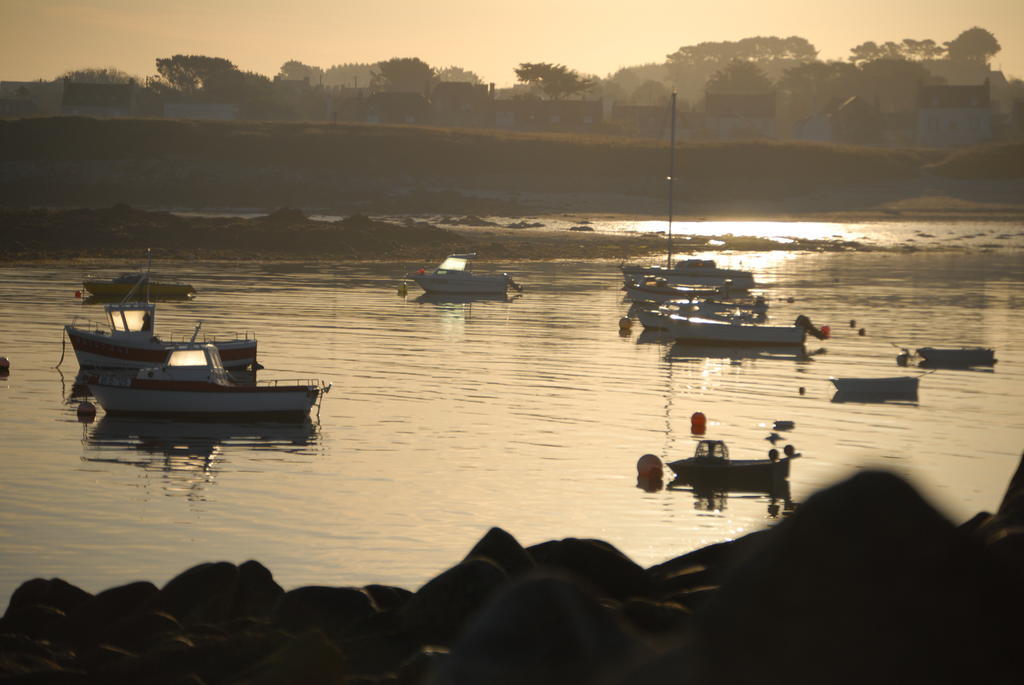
[
  {"x1": 74, "y1": 290, "x2": 82, "y2": 298},
  {"x1": 820, "y1": 325, "x2": 831, "y2": 339},
  {"x1": 636, "y1": 453, "x2": 663, "y2": 479},
  {"x1": 0, "y1": 357, "x2": 8, "y2": 371},
  {"x1": 690, "y1": 411, "x2": 707, "y2": 434}
]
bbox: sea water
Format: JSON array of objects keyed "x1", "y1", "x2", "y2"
[{"x1": 1, "y1": 221, "x2": 1022, "y2": 608}]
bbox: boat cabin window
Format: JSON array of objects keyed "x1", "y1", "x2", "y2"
[
  {"x1": 166, "y1": 349, "x2": 208, "y2": 367},
  {"x1": 108, "y1": 307, "x2": 153, "y2": 332},
  {"x1": 696, "y1": 440, "x2": 729, "y2": 460},
  {"x1": 437, "y1": 256, "x2": 469, "y2": 272}
]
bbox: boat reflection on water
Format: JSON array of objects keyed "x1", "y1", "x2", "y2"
[
  {"x1": 414, "y1": 292, "x2": 519, "y2": 306},
  {"x1": 82, "y1": 415, "x2": 320, "y2": 497},
  {"x1": 667, "y1": 342, "x2": 814, "y2": 363},
  {"x1": 668, "y1": 476, "x2": 796, "y2": 519}
]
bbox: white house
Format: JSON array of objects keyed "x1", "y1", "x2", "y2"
[{"x1": 916, "y1": 80, "x2": 992, "y2": 147}]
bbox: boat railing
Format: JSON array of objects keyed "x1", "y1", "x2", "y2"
[
  {"x1": 160, "y1": 330, "x2": 258, "y2": 343},
  {"x1": 254, "y1": 378, "x2": 330, "y2": 389},
  {"x1": 67, "y1": 316, "x2": 109, "y2": 334}
]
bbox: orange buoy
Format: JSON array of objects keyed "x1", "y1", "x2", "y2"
[
  {"x1": 76, "y1": 401, "x2": 96, "y2": 423},
  {"x1": 690, "y1": 411, "x2": 707, "y2": 434},
  {"x1": 636, "y1": 453, "x2": 663, "y2": 480}
]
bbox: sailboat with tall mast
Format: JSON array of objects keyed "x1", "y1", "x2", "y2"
[{"x1": 621, "y1": 92, "x2": 756, "y2": 291}]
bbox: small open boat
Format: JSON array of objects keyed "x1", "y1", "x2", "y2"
[
  {"x1": 917, "y1": 346, "x2": 996, "y2": 367},
  {"x1": 667, "y1": 439, "x2": 799, "y2": 490},
  {"x1": 409, "y1": 254, "x2": 523, "y2": 295},
  {"x1": 87, "y1": 344, "x2": 329, "y2": 419},
  {"x1": 830, "y1": 375, "x2": 920, "y2": 397},
  {"x1": 624, "y1": 277, "x2": 726, "y2": 304},
  {"x1": 622, "y1": 259, "x2": 756, "y2": 290},
  {"x1": 65, "y1": 301, "x2": 257, "y2": 370},
  {"x1": 83, "y1": 272, "x2": 196, "y2": 299}
]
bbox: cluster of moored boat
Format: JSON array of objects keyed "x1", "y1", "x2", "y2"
[
  {"x1": 622, "y1": 255, "x2": 999, "y2": 495},
  {"x1": 66, "y1": 272, "x2": 330, "y2": 420}
]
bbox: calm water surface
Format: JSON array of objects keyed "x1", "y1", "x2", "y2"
[{"x1": 2, "y1": 230, "x2": 1022, "y2": 608}]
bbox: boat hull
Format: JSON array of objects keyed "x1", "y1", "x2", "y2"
[
  {"x1": 668, "y1": 456, "x2": 794, "y2": 491},
  {"x1": 411, "y1": 274, "x2": 509, "y2": 294},
  {"x1": 88, "y1": 379, "x2": 321, "y2": 418},
  {"x1": 830, "y1": 376, "x2": 920, "y2": 396},
  {"x1": 667, "y1": 317, "x2": 805, "y2": 346},
  {"x1": 916, "y1": 347, "x2": 996, "y2": 367},
  {"x1": 66, "y1": 326, "x2": 257, "y2": 369},
  {"x1": 622, "y1": 266, "x2": 755, "y2": 290}
]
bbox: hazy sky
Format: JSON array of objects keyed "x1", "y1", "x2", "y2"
[{"x1": 2, "y1": 0, "x2": 1022, "y2": 86}]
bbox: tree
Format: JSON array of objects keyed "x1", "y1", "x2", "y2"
[
  {"x1": 436, "y1": 66, "x2": 482, "y2": 84},
  {"x1": 705, "y1": 60, "x2": 774, "y2": 93},
  {"x1": 514, "y1": 62, "x2": 593, "y2": 100},
  {"x1": 857, "y1": 58, "x2": 938, "y2": 112},
  {"x1": 59, "y1": 67, "x2": 136, "y2": 84},
  {"x1": 945, "y1": 27, "x2": 1001, "y2": 64},
  {"x1": 630, "y1": 79, "x2": 670, "y2": 105},
  {"x1": 900, "y1": 39, "x2": 945, "y2": 61},
  {"x1": 323, "y1": 62, "x2": 376, "y2": 88},
  {"x1": 371, "y1": 57, "x2": 434, "y2": 94},
  {"x1": 278, "y1": 60, "x2": 324, "y2": 84},
  {"x1": 155, "y1": 55, "x2": 238, "y2": 94}
]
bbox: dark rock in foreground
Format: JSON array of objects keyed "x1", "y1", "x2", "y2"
[{"x1": 4, "y1": 459, "x2": 1024, "y2": 684}]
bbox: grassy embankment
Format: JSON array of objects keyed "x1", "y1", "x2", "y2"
[{"x1": 3, "y1": 116, "x2": 1020, "y2": 214}]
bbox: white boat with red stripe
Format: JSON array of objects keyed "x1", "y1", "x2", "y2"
[
  {"x1": 87, "y1": 344, "x2": 329, "y2": 419},
  {"x1": 66, "y1": 301, "x2": 257, "y2": 370}
]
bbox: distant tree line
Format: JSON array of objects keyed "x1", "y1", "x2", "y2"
[{"x1": 17, "y1": 25, "x2": 1022, "y2": 130}]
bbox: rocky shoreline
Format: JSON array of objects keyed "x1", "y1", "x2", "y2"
[{"x1": 3, "y1": 458, "x2": 1023, "y2": 684}]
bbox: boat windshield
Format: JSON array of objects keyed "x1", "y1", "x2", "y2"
[
  {"x1": 166, "y1": 349, "x2": 208, "y2": 367},
  {"x1": 108, "y1": 306, "x2": 153, "y2": 332},
  {"x1": 437, "y1": 256, "x2": 470, "y2": 272}
]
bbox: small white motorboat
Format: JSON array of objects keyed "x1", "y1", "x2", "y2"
[
  {"x1": 666, "y1": 439, "x2": 799, "y2": 490},
  {"x1": 87, "y1": 344, "x2": 329, "y2": 419},
  {"x1": 410, "y1": 253, "x2": 523, "y2": 294},
  {"x1": 65, "y1": 301, "x2": 257, "y2": 370},
  {"x1": 830, "y1": 375, "x2": 920, "y2": 397},
  {"x1": 622, "y1": 259, "x2": 756, "y2": 290},
  {"x1": 916, "y1": 347, "x2": 996, "y2": 367}
]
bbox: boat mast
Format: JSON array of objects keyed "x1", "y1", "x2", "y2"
[{"x1": 667, "y1": 91, "x2": 677, "y2": 270}]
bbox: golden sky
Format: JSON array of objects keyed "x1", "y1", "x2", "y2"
[{"x1": 2, "y1": 0, "x2": 1022, "y2": 85}]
